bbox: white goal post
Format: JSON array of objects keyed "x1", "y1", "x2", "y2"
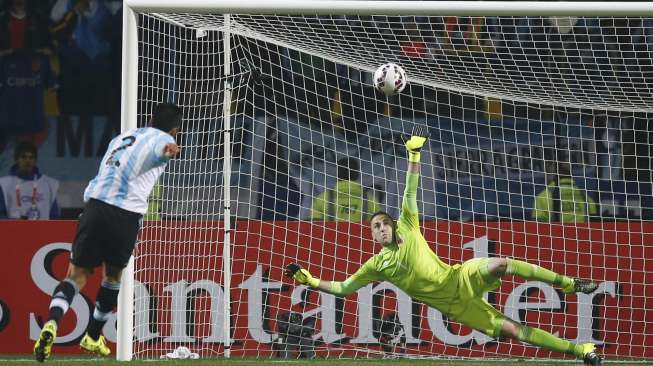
[{"x1": 118, "y1": 1, "x2": 653, "y2": 361}]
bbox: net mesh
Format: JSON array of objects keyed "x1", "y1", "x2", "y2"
[{"x1": 131, "y1": 13, "x2": 653, "y2": 360}]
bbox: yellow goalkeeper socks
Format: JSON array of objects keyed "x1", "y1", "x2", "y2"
[
  {"x1": 517, "y1": 325, "x2": 578, "y2": 357},
  {"x1": 506, "y1": 259, "x2": 572, "y2": 289}
]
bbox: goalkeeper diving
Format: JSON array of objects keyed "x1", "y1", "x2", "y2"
[{"x1": 287, "y1": 124, "x2": 602, "y2": 365}]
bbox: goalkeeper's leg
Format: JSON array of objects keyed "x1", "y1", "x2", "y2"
[
  {"x1": 486, "y1": 258, "x2": 598, "y2": 294},
  {"x1": 452, "y1": 297, "x2": 601, "y2": 364},
  {"x1": 501, "y1": 319, "x2": 602, "y2": 365},
  {"x1": 456, "y1": 259, "x2": 601, "y2": 364}
]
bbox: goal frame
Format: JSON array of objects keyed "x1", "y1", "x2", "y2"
[{"x1": 118, "y1": 1, "x2": 653, "y2": 361}]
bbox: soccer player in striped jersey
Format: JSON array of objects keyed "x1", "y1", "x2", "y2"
[
  {"x1": 287, "y1": 125, "x2": 602, "y2": 365},
  {"x1": 33, "y1": 103, "x2": 182, "y2": 362}
]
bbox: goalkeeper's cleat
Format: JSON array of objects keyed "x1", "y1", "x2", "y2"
[
  {"x1": 34, "y1": 320, "x2": 57, "y2": 363},
  {"x1": 580, "y1": 343, "x2": 602, "y2": 366},
  {"x1": 80, "y1": 334, "x2": 111, "y2": 357},
  {"x1": 563, "y1": 278, "x2": 598, "y2": 294}
]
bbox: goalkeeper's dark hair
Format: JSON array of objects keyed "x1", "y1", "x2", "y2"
[
  {"x1": 151, "y1": 102, "x2": 182, "y2": 132},
  {"x1": 370, "y1": 210, "x2": 394, "y2": 224}
]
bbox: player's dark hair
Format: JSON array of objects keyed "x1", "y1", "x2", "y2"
[
  {"x1": 151, "y1": 103, "x2": 182, "y2": 132},
  {"x1": 14, "y1": 141, "x2": 37, "y2": 160},
  {"x1": 370, "y1": 210, "x2": 395, "y2": 226},
  {"x1": 337, "y1": 157, "x2": 360, "y2": 181}
]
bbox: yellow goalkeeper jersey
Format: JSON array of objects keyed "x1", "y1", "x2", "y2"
[{"x1": 331, "y1": 172, "x2": 461, "y2": 312}]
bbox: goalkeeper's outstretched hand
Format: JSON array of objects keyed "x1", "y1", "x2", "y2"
[
  {"x1": 404, "y1": 124, "x2": 429, "y2": 154},
  {"x1": 285, "y1": 263, "x2": 320, "y2": 287}
]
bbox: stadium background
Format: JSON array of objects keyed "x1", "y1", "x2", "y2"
[
  {"x1": 1, "y1": 0, "x2": 653, "y2": 361},
  {"x1": 1, "y1": 5, "x2": 652, "y2": 222}
]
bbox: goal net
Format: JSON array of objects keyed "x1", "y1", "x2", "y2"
[{"x1": 123, "y1": 2, "x2": 653, "y2": 361}]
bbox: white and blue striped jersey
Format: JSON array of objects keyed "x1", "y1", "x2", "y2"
[{"x1": 84, "y1": 127, "x2": 175, "y2": 214}]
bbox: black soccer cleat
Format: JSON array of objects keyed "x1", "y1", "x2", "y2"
[
  {"x1": 563, "y1": 278, "x2": 598, "y2": 294},
  {"x1": 573, "y1": 278, "x2": 599, "y2": 294},
  {"x1": 583, "y1": 350, "x2": 603, "y2": 366}
]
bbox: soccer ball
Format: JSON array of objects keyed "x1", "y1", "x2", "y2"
[{"x1": 373, "y1": 63, "x2": 407, "y2": 96}]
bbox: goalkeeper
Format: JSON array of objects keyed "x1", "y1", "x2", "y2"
[{"x1": 287, "y1": 125, "x2": 602, "y2": 365}]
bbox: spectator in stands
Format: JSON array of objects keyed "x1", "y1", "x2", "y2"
[
  {"x1": 0, "y1": 141, "x2": 60, "y2": 219},
  {"x1": 106, "y1": 1, "x2": 122, "y2": 122},
  {"x1": 0, "y1": 0, "x2": 50, "y2": 54},
  {"x1": 0, "y1": 0, "x2": 53, "y2": 150},
  {"x1": 533, "y1": 161, "x2": 598, "y2": 223},
  {"x1": 311, "y1": 156, "x2": 380, "y2": 221},
  {"x1": 49, "y1": 0, "x2": 113, "y2": 116},
  {"x1": 258, "y1": 124, "x2": 302, "y2": 220}
]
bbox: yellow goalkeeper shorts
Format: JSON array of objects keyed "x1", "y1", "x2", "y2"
[{"x1": 448, "y1": 257, "x2": 507, "y2": 338}]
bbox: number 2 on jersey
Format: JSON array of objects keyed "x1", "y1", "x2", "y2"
[{"x1": 106, "y1": 136, "x2": 136, "y2": 167}]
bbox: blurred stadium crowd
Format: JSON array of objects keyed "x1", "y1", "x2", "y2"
[{"x1": 0, "y1": 2, "x2": 651, "y2": 220}]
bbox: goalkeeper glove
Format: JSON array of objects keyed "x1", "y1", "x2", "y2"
[
  {"x1": 285, "y1": 263, "x2": 320, "y2": 288},
  {"x1": 403, "y1": 124, "x2": 429, "y2": 162}
]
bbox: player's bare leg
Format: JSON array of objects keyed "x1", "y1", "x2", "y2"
[
  {"x1": 34, "y1": 264, "x2": 91, "y2": 362},
  {"x1": 80, "y1": 264, "x2": 122, "y2": 357},
  {"x1": 66, "y1": 264, "x2": 93, "y2": 289},
  {"x1": 487, "y1": 257, "x2": 598, "y2": 294}
]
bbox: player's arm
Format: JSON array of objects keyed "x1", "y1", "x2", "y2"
[
  {"x1": 153, "y1": 135, "x2": 180, "y2": 163},
  {"x1": 50, "y1": 0, "x2": 83, "y2": 38},
  {"x1": 163, "y1": 143, "x2": 180, "y2": 158},
  {"x1": 286, "y1": 260, "x2": 378, "y2": 296},
  {"x1": 399, "y1": 125, "x2": 429, "y2": 228}
]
